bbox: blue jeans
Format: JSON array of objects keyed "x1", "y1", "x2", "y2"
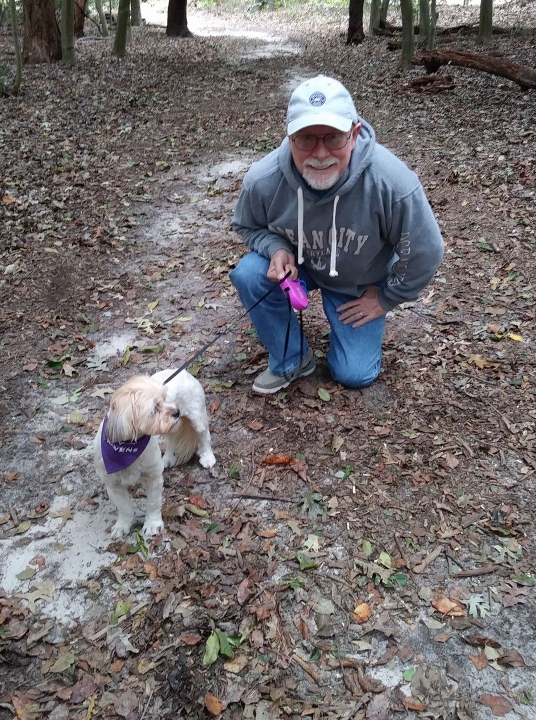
[{"x1": 229, "y1": 252, "x2": 386, "y2": 388}]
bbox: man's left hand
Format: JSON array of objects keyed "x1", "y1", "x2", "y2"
[{"x1": 337, "y1": 286, "x2": 387, "y2": 328}]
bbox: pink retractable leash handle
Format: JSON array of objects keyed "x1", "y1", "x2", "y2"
[{"x1": 280, "y1": 277, "x2": 308, "y2": 310}]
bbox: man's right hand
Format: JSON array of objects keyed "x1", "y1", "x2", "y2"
[{"x1": 267, "y1": 249, "x2": 297, "y2": 282}]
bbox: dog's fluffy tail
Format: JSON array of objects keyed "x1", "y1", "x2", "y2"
[{"x1": 168, "y1": 416, "x2": 198, "y2": 465}]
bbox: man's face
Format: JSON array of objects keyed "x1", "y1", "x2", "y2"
[{"x1": 289, "y1": 123, "x2": 361, "y2": 191}]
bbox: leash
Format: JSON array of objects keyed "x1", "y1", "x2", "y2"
[{"x1": 163, "y1": 270, "x2": 296, "y2": 385}]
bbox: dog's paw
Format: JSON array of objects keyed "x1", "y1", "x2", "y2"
[
  {"x1": 111, "y1": 520, "x2": 132, "y2": 538},
  {"x1": 162, "y1": 452, "x2": 177, "y2": 469},
  {"x1": 199, "y1": 450, "x2": 216, "y2": 469},
  {"x1": 142, "y1": 516, "x2": 164, "y2": 537}
]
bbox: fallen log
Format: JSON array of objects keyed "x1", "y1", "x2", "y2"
[
  {"x1": 414, "y1": 49, "x2": 536, "y2": 90},
  {"x1": 437, "y1": 23, "x2": 510, "y2": 36},
  {"x1": 407, "y1": 73, "x2": 455, "y2": 92}
]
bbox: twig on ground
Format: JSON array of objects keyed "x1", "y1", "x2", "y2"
[
  {"x1": 452, "y1": 564, "x2": 498, "y2": 578},
  {"x1": 292, "y1": 653, "x2": 321, "y2": 684},
  {"x1": 231, "y1": 493, "x2": 294, "y2": 502},
  {"x1": 413, "y1": 545, "x2": 443, "y2": 574}
]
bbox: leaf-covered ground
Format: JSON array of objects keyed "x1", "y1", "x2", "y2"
[{"x1": 0, "y1": 2, "x2": 535, "y2": 719}]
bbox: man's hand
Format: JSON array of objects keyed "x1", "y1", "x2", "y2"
[
  {"x1": 337, "y1": 286, "x2": 387, "y2": 328},
  {"x1": 267, "y1": 249, "x2": 297, "y2": 282}
]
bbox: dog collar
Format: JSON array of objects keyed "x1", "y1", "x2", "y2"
[{"x1": 101, "y1": 415, "x2": 151, "y2": 474}]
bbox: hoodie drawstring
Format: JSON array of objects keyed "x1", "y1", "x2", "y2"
[
  {"x1": 297, "y1": 187, "x2": 304, "y2": 265},
  {"x1": 296, "y1": 188, "x2": 340, "y2": 277},
  {"x1": 330, "y1": 195, "x2": 340, "y2": 277}
]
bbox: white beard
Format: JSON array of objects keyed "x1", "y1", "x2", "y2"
[{"x1": 302, "y1": 157, "x2": 340, "y2": 190}]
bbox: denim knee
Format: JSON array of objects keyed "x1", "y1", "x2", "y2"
[
  {"x1": 329, "y1": 360, "x2": 381, "y2": 389},
  {"x1": 229, "y1": 253, "x2": 267, "y2": 293}
]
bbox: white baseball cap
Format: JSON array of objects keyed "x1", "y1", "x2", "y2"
[{"x1": 287, "y1": 75, "x2": 358, "y2": 136}]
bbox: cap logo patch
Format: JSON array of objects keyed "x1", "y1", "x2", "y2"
[{"x1": 309, "y1": 91, "x2": 326, "y2": 107}]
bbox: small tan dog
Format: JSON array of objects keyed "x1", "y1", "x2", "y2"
[{"x1": 94, "y1": 369, "x2": 216, "y2": 538}]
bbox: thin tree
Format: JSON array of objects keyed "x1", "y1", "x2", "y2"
[
  {"x1": 131, "y1": 0, "x2": 141, "y2": 26},
  {"x1": 22, "y1": 0, "x2": 61, "y2": 63},
  {"x1": 419, "y1": 0, "x2": 430, "y2": 44},
  {"x1": 113, "y1": 0, "x2": 131, "y2": 58},
  {"x1": 369, "y1": 0, "x2": 381, "y2": 34},
  {"x1": 61, "y1": 0, "x2": 76, "y2": 65},
  {"x1": 428, "y1": 0, "x2": 436, "y2": 50},
  {"x1": 74, "y1": 0, "x2": 87, "y2": 38},
  {"x1": 7, "y1": 0, "x2": 22, "y2": 94},
  {"x1": 167, "y1": 0, "x2": 192, "y2": 37},
  {"x1": 346, "y1": 0, "x2": 365, "y2": 44},
  {"x1": 477, "y1": 0, "x2": 493, "y2": 44},
  {"x1": 379, "y1": 0, "x2": 390, "y2": 27},
  {"x1": 95, "y1": 0, "x2": 109, "y2": 36},
  {"x1": 399, "y1": 0, "x2": 414, "y2": 69}
]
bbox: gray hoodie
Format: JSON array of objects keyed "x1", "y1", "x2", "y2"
[{"x1": 232, "y1": 118, "x2": 444, "y2": 311}]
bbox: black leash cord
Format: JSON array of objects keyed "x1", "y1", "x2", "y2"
[{"x1": 162, "y1": 270, "x2": 293, "y2": 385}]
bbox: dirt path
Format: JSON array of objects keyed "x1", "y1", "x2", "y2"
[{"x1": 1, "y1": 5, "x2": 535, "y2": 719}]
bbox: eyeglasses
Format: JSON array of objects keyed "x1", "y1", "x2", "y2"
[{"x1": 292, "y1": 132, "x2": 352, "y2": 152}]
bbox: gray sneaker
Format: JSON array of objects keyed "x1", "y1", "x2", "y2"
[{"x1": 252, "y1": 350, "x2": 316, "y2": 394}]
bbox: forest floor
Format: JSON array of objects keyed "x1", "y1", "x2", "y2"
[{"x1": 0, "y1": 1, "x2": 535, "y2": 719}]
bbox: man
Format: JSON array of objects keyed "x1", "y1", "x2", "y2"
[{"x1": 230, "y1": 75, "x2": 444, "y2": 394}]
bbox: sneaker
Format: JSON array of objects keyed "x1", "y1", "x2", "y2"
[{"x1": 252, "y1": 350, "x2": 316, "y2": 394}]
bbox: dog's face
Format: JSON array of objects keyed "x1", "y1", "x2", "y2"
[{"x1": 105, "y1": 376, "x2": 180, "y2": 443}]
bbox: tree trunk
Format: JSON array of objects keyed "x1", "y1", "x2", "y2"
[
  {"x1": 167, "y1": 0, "x2": 192, "y2": 37},
  {"x1": 74, "y1": 0, "x2": 87, "y2": 38},
  {"x1": 9, "y1": 0, "x2": 22, "y2": 94},
  {"x1": 428, "y1": 0, "x2": 436, "y2": 49},
  {"x1": 22, "y1": 0, "x2": 61, "y2": 64},
  {"x1": 61, "y1": 0, "x2": 76, "y2": 65},
  {"x1": 346, "y1": 0, "x2": 365, "y2": 45},
  {"x1": 414, "y1": 49, "x2": 536, "y2": 89},
  {"x1": 477, "y1": 0, "x2": 493, "y2": 44},
  {"x1": 95, "y1": 0, "x2": 109, "y2": 36},
  {"x1": 380, "y1": 0, "x2": 390, "y2": 26},
  {"x1": 399, "y1": 0, "x2": 414, "y2": 69},
  {"x1": 369, "y1": 0, "x2": 381, "y2": 34},
  {"x1": 113, "y1": 0, "x2": 130, "y2": 58},
  {"x1": 419, "y1": 0, "x2": 430, "y2": 46},
  {"x1": 131, "y1": 0, "x2": 141, "y2": 26}
]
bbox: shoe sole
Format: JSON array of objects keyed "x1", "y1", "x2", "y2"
[{"x1": 252, "y1": 362, "x2": 316, "y2": 395}]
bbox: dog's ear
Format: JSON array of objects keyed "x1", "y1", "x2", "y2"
[{"x1": 107, "y1": 390, "x2": 139, "y2": 442}]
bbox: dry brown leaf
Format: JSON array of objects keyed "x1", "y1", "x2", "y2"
[
  {"x1": 469, "y1": 653, "x2": 488, "y2": 670},
  {"x1": 179, "y1": 634, "x2": 202, "y2": 645},
  {"x1": 497, "y1": 648, "x2": 525, "y2": 668},
  {"x1": 374, "y1": 644, "x2": 398, "y2": 665},
  {"x1": 237, "y1": 577, "x2": 254, "y2": 605},
  {"x1": 430, "y1": 597, "x2": 465, "y2": 616},
  {"x1": 49, "y1": 506, "x2": 73, "y2": 530},
  {"x1": 357, "y1": 664, "x2": 386, "y2": 694},
  {"x1": 204, "y1": 692, "x2": 224, "y2": 716},
  {"x1": 462, "y1": 634, "x2": 501, "y2": 648},
  {"x1": 353, "y1": 601, "x2": 372, "y2": 623},
  {"x1": 259, "y1": 529, "x2": 278, "y2": 538},
  {"x1": 434, "y1": 633, "x2": 452, "y2": 643},
  {"x1": 403, "y1": 697, "x2": 428, "y2": 712},
  {"x1": 263, "y1": 454, "x2": 294, "y2": 465},
  {"x1": 477, "y1": 694, "x2": 511, "y2": 716},
  {"x1": 144, "y1": 562, "x2": 158, "y2": 580},
  {"x1": 11, "y1": 695, "x2": 38, "y2": 720},
  {"x1": 247, "y1": 420, "x2": 263, "y2": 430}
]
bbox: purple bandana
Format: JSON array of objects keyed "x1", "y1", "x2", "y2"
[{"x1": 101, "y1": 415, "x2": 151, "y2": 474}]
